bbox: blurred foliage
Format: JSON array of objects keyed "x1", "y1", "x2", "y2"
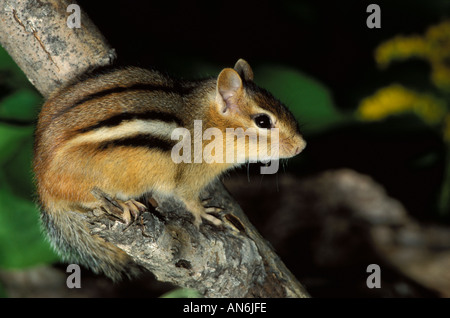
[
  {"x1": 356, "y1": 20, "x2": 450, "y2": 215},
  {"x1": 0, "y1": 175, "x2": 56, "y2": 268},
  {"x1": 0, "y1": 46, "x2": 58, "y2": 273},
  {"x1": 0, "y1": 90, "x2": 40, "y2": 122},
  {"x1": 160, "y1": 288, "x2": 202, "y2": 298}
]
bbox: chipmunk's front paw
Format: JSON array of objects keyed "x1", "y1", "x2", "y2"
[
  {"x1": 117, "y1": 199, "x2": 147, "y2": 224},
  {"x1": 184, "y1": 198, "x2": 223, "y2": 227}
]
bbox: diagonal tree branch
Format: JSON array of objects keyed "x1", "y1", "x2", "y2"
[
  {"x1": 0, "y1": 0, "x2": 115, "y2": 98},
  {"x1": 0, "y1": 0, "x2": 309, "y2": 298}
]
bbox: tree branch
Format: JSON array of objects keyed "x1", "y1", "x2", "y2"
[
  {"x1": 0, "y1": 0, "x2": 115, "y2": 97},
  {"x1": 0, "y1": 0, "x2": 309, "y2": 297}
]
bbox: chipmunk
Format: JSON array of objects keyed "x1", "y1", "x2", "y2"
[{"x1": 33, "y1": 59, "x2": 306, "y2": 281}]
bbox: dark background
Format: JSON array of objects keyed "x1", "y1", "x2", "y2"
[{"x1": 78, "y1": 0, "x2": 444, "y2": 106}]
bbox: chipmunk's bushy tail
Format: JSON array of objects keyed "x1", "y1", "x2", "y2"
[{"x1": 40, "y1": 208, "x2": 142, "y2": 281}]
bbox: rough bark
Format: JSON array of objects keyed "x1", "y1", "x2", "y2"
[
  {"x1": 0, "y1": 0, "x2": 115, "y2": 98},
  {"x1": 0, "y1": 0, "x2": 309, "y2": 297}
]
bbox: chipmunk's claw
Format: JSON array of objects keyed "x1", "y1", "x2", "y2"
[
  {"x1": 118, "y1": 199, "x2": 147, "y2": 224},
  {"x1": 201, "y1": 199, "x2": 224, "y2": 226}
]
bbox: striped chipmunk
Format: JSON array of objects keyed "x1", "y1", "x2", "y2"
[{"x1": 33, "y1": 59, "x2": 306, "y2": 281}]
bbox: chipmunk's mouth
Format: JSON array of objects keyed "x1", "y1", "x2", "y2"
[{"x1": 294, "y1": 137, "x2": 307, "y2": 155}]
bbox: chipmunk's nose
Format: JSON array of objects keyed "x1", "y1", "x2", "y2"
[{"x1": 295, "y1": 138, "x2": 306, "y2": 155}]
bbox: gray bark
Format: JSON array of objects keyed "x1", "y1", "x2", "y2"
[{"x1": 0, "y1": 0, "x2": 115, "y2": 98}]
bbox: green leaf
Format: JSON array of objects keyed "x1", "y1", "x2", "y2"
[
  {"x1": 0, "y1": 124, "x2": 34, "y2": 166},
  {"x1": 3, "y1": 137, "x2": 35, "y2": 200},
  {"x1": 0, "y1": 46, "x2": 33, "y2": 89},
  {"x1": 0, "y1": 174, "x2": 58, "y2": 269},
  {"x1": 0, "y1": 45, "x2": 15, "y2": 70},
  {"x1": 160, "y1": 288, "x2": 202, "y2": 298},
  {"x1": 0, "y1": 89, "x2": 41, "y2": 121},
  {"x1": 255, "y1": 65, "x2": 346, "y2": 134}
]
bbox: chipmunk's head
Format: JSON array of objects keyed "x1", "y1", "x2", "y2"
[{"x1": 213, "y1": 59, "x2": 306, "y2": 164}]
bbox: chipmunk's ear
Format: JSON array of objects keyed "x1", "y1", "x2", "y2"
[
  {"x1": 216, "y1": 68, "x2": 243, "y2": 114},
  {"x1": 234, "y1": 59, "x2": 254, "y2": 81}
]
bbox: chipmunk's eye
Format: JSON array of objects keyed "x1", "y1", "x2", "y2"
[{"x1": 253, "y1": 114, "x2": 272, "y2": 129}]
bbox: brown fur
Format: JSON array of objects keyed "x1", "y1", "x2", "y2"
[{"x1": 33, "y1": 59, "x2": 306, "y2": 280}]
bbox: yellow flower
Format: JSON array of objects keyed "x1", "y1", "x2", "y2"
[
  {"x1": 425, "y1": 20, "x2": 450, "y2": 47},
  {"x1": 444, "y1": 114, "x2": 450, "y2": 142},
  {"x1": 374, "y1": 20, "x2": 450, "y2": 92},
  {"x1": 357, "y1": 84, "x2": 446, "y2": 125},
  {"x1": 375, "y1": 36, "x2": 428, "y2": 69},
  {"x1": 431, "y1": 62, "x2": 450, "y2": 92}
]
